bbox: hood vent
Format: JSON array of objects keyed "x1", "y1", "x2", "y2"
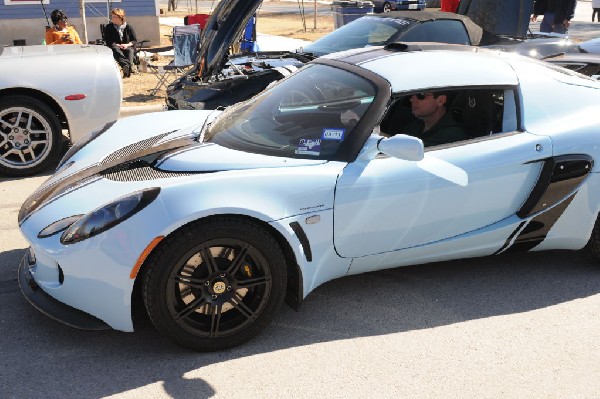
[
  {"x1": 101, "y1": 160, "x2": 198, "y2": 182},
  {"x1": 101, "y1": 132, "x2": 174, "y2": 165}
]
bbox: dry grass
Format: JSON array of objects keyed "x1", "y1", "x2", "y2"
[{"x1": 122, "y1": 11, "x2": 335, "y2": 107}]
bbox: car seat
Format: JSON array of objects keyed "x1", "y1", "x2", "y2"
[{"x1": 450, "y1": 90, "x2": 501, "y2": 138}]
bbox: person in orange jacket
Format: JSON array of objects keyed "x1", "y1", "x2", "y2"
[
  {"x1": 45, "y1": 10, "x2": 82, "y2": 45},
  {"x1": 440, "y1": 0, "x2": 461, "y2": 13}
]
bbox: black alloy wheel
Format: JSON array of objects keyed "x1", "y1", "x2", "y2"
[
  {"x1": 143, "y1": 217, "x2": 287, "y2": 351},
  {"x1": 586, "y1": 214, "x2": 600, "y2": 262}
]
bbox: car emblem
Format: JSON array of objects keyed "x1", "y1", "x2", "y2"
[{"x1": 213, "y1": 281, "x2": 226, "y2": 294}]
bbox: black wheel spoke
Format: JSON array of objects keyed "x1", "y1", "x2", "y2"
[
  {"x1": 218, "y1": 247, "x2": 233, "y2": 259},
  {"x1": 237, "y1": 275, "x2": 271, "y2": 289},
  {"x1": 174, "y1": 296, "x2": 207, "y2": 320},
  {"x1": 200, "y1": 245, "x2": 219, "y2": 274},
  {"x1": 226, "y1": 244, "x2": 249, "y2": 275},
  {"x1": 210, "y1": 305, "x2": 222, "y2": 337},
  {"x1": 229, "y1": 293, "x2": 258, "y2": 320},
  {"x1": 170, "y1": 274, "x2": 205, "y2": 289}
]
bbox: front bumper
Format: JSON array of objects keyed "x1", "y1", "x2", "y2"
[{"x1": 18, "y1": 251, "x2": 110, "y2": 330}]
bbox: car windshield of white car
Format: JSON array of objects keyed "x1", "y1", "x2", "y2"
[
  {"x1": 303, "y1": 16, "x2": 413, "y2": 56},
  {"x1": 204, "y1": 64, "x2": 377, "y2": 160}
]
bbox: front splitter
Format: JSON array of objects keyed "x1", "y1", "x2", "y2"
[{"x1": 18, "y1": 253, "x2": 110, "y2": 331}]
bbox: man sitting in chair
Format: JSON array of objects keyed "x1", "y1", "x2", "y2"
[
  {"x1": 104, "y1": 8, "x2": 138, "y2": 78},
  {"x1": 403, "y1": 92, "x2": 468, "y2": 147}
]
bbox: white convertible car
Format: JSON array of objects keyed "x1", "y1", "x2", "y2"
[
  {"x1": 18, "y1": 44, "x2": 600, "y2": 351},
  {"x1": 0, "y1": 45, "x2": 121, "y2": 176}
]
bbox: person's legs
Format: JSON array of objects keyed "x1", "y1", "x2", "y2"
[
  {"x1": 539, "y1": 11, "x2": 555, "y2": 32},
  {"x1": 111, "y1": 47, "x2": 131, "y2": 77},
  {"x1": 124, "y1": 48, "x2": 134, "y2": 76},
  {"x1": 593, "y1": 9, "x2": 600, "y2": 22}
]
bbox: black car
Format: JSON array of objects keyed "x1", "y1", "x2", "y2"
[{"x1": 167, "y1": 0, "x2": 599, "y2": 111}]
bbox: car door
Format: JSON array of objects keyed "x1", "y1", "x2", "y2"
[{"x1": 333, "y1": 101, "x2": 552, "y2": 265}]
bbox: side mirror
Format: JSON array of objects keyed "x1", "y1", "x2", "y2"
[{"x1": 377, "y1": 134, "x2": 424, "y2": 161}]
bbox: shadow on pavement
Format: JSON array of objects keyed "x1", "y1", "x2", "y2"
[{"x1": 0, "y1": 247, "x2": 599, "y2": 397}]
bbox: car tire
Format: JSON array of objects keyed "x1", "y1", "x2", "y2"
[
  {"x1": 0, "y1": 95, "x2": 63, "y2": 177},
  {"x1": 142, "y1": 217, "x2": 287, "y2": 351},
  {"x1": 383, "y1": 2, "x2": 392, "y2": 12},
  {"x1": 586, "y1": 214, "x2": 600, "y2": 261}
]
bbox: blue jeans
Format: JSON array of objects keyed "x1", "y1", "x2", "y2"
[{"x1": 540, "y1": 11, "x2": 567, "y2": 34}]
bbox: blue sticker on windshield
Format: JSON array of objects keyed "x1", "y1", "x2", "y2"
[
  {"x1": 322, "y1": 128, "x2": 345, "y2": 141},
  {"x1": 295, "y1": 138, "x2": 321, "y2": 156}
]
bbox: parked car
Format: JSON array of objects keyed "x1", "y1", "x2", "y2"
[
  {"x1": 371, "y1": 0, "x2": 426, "y2": 12},
  {"x1": 19, "y1": 43, "x2": 600, "y2": 351},
  {"x1": 167, "y1": 0, "x2": 599, "y2": 111},
  {"x1": 540, "y1": 52, "x2": 600, "y2": 80},
  {"x1": 0, "y1": 45, "x2": 121, "y2": 176}
]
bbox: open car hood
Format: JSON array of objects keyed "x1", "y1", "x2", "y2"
[
  {"x1": 458, "y1": 0, "x2": 534, "y2": 38},
  {"x1": 196, "y1": 0, "x2": 263, "y2": 81}
]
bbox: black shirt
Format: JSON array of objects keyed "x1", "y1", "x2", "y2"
[
  {"x1": 104, "y1": 22, "x2": 137, "y2": 49},
  {"x1": 402, "y1": 111, "x2": 468, "y2": 147}
]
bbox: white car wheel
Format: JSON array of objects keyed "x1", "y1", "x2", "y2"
[{"x1": 0, "y1": 96, "x2": 63, "y2": 176}]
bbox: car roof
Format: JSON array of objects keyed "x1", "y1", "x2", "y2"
[
  {"x1": 324, "y1": 44, "x2": 519, "y2": 92},
  {"x1": 366, "y1": 11, "x2": 484, "y2": 45}
]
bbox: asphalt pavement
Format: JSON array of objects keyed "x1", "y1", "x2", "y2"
[{"x1": 1, "y1": 173, "x2": 600, "y2": 397}]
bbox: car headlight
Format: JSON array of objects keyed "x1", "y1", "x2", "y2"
[{"x1": 60, "y1": 187, "x2": 160, "y2": 245}]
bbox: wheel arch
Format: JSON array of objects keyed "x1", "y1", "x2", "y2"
[
  {"x1": 131, "y1": 213, "x2": 304, "y2": 328},
  {"x1": 0, "y1": 88, "x2": 69, "y2": 135}
]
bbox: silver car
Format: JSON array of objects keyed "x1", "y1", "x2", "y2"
[{"x1": 0, "y1": 44, "x2": 121, "y2": 176}]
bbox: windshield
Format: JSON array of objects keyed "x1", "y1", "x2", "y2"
[
  {"x1": 204, "y1": 64, "x2": 377, "y2": 160},
  {"x1": 303, "y1": 16, "x2": 414, "y2": 56}
]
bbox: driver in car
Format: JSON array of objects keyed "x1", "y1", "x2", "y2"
[{"x1": 403, "y1": 92, "x2": 468, "y2": 147}]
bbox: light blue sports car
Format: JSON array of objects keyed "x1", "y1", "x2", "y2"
[{"x1": 18, "y1": 43, "x2": 600, "y2": 351}]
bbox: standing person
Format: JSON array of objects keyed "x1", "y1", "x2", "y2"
[
  {"x1": 440, "y1": 0, "x2": 460, "y2": 13},
  {"x1": 531, "y1": 0, "x2": 577, "y2": 34},
  {"x1": 593, "y1": 0, "x2": 600, "y2": 22},
  {"x1": 104, "y1": 8, "x2": 138, "y2": 78},
  {"x1": 45, "y1": 9, "x2": 83, "y2": 45}
]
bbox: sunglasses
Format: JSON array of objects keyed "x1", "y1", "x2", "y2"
[{"x1": 413, "y1": 92, "x2": 433, "y2": 100}]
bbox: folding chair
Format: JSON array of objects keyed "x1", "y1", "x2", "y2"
[{"x1": 145, "y1": 24, "x2": 201, "y2": 96}]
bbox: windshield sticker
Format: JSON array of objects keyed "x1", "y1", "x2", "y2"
[
  {"x1": 296, "y1": 139, "x2": 321, "y2": 156},
  {"x1": 322, "y1": 128, "x2": 345, "y2": 141}
]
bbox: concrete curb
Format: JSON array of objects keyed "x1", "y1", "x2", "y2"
[{"x1": 119, "y1": 104, "x2": 166, "y2": 118}]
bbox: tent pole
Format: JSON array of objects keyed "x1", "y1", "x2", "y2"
[{"x1": 80, "y1": 0, "x2": 89, "y2": 44}]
